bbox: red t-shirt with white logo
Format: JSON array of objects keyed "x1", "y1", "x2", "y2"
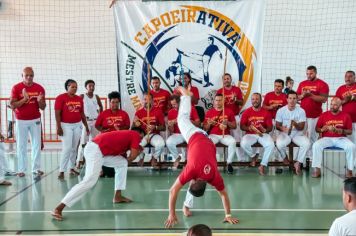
[
  {"x1": 316, "y1": 111, "x2": 352, "y2": 138},
  {"x1": 216, "y1": 86, "x2": 243, "y2": 115},
  {"x1": 204, "y1": 108, "x2": 235, "y2": 135},
  {"x1": 240, "y1": 107, "x2": 273, "y2": 134},
  {"x1": 335, "y1": 84, "x2": 356, "y2": 122},
  {"x1": 167, "y1": 107, "x2": 199, "y2": 134},
  {"x1": 11, "y1": 82, "x2": 45, "y2": 120},
  {"x1": 151, "y1": 89, "x2": 171, "y2": 115},
  {"x1": 54, "y1": 93, "x2": 83, "y2": 123},
  {"x1": 93, "y1": 130, "x2": 142, "y2": 156},
  {"x1": 178, "y1": 133, "x2": 225, "y2": 191},
  {"x1": 263, "y1": 92, "x2": 287, "y2": 119},
  {"x1": 134, "y1": 107, "x2": 165, "y2": 134},
  {"x1": 296, "y1": 79, "x2": 329, "y2": 118},
  {"x1": 95, "y1": 109, "x2": 130, "y2": 132}
]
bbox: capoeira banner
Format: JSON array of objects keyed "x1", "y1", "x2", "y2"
[{"x1": 113, "y1": 0, "x2": 265, "y2": 119}]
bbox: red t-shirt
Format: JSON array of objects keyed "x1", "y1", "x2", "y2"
[
  {"x1": 93, "y1": 130, "x2": 142, "y2": 156},
  {"x1": 263, "y1": 92, "x2": 287, "y2": 119},
  {"x1": 240, "y1": 107, "x2": 273, "y2": 134},
  {"x1": 216, "y1": 86, "x2": 243, "y2": 115},
  {"x1": 54, "y1": 93, "x2": 83, "y2": 123},
  {"x1": 11, "y1": 82, "x2": 45, "y2": 120},
  {"x1": 335, "y1": 84, "x2": 356, "y2": 122},
  {"x1": 204, "y1": 108, "x2": 235, "y2": 135},
  {"x1": 296, "y1": 79, "x2": 329, "y2": 118},
  {"x1": 316, "y1": 111, "x2": 352, "y2": 138},
  {"x1": 95, "y1": 109, "x2": 130, "y2": 132},
  {"x1": 151, "y1": 89, "x2": 171, "y2": 115},
  {"x1": 134, "y1": 107, "x2": 165, "y2": 134},
  {"x1": 167, "y1": 107, "x2": 199, "y2": 134},
  {"x1": 178, "y1": 133, "x2": 225, "y2": 191}
]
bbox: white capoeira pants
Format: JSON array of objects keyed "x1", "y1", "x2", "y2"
[
  {"x1": 61, "y1": 142, "x2": 128, "y2": 207},
  {"x1": 77, "y1": 120, "x2": 99, "y2": 164},
  {"x1": 231, "y1": 115, "x2": 246, "y2": 161},
  {"x1": 16, "y1": 118, "x2": 42, "y2": 173},
  {"x1": 166, "y1": 133, "x2": 185, "y2": 161},
  {"x1": 0, "y1": 142, "x2": 7, "y2": 183},
  {"x1": 306, "y1": 118, "x2": 319, "y2": 158},
  {"x1": 138, "y1": 134, "x2": 165, "y2": 160},
  {"x1": 240, "y1": 134, "x2": 274, "y2": 166},
  {"x1": 312, "y1": 137, "x2": 356, "y2": 170},
  {"x1": 178, "y1": 95, "x2": 210, "y2": 210},
  {"x1": 276, "y1": 133, "x2": 310, "y2": 163},
  {"x1": 59, "y1": 122, "x2": 82, "y2": 172},
  {"x1": 209, "y1": 134, "x2": 236, "y2": 164},
  {"x1": 350, "y1": 123, "x2": 356, "y2": 168}
]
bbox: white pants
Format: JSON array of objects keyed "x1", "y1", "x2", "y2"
[
  {"x1": 77, "y1": 120, "x2": 99, "y2": 163},
  {"x1": 209, "y1": 134, "x2": 236, "y2": 163},
  {"x1": 166, "y1": 133, "x2": 185, "y2": 161},
  {"x1": 312, "y1": 137, "x2": 356, "y2": 170},
  {"x1": 59, "y1": 122, "x2": 82, "y2": 172},
  {"x1": 139, "y1": 134, "x2": 165, "y2": 159},
  {"x1": 0, "y1": 142, "x2": 6, "y2": 183},
  {"x1": 16, "y1": 118, "x2": 41, "y2": 173},
  {"x1": 61, "y1": 142, "x2": 128, "y2": 207},
  {"x1": 306, "y1": 118, "x2": 319, "y2": 158},
  {"x1": 240, "y1": 134, "x2": 274, "y2": 166},
  {"x1": 231, "y1": 115, "x2": 246, "y2": 161},
  {"x1": 349, "y1": 123, "x2": 356, "y2": 145},
  {"x1": 276, "y1": 133, "x2": 310, "y2": 163}
]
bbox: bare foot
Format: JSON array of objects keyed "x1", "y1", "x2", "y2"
[
  {"x1": 113, "y1": 196, "x2": 132, "y2": 203},
  {"x1": 283, "y1": 158, "x2": 290, "y2": 165},
  {"x1": 294, "y1": 162, "x2": 301, "y2": 175},
  {"x1": 69, "y1": 169, "x2": 80, "y2": 175},
  {"x1": 58, "y1": 172, "x2": 65, "y2": 180},
  {"x1": 346, "y1": 170, "x2": 353, "y2": 178},
  {"x1": 0, "y1": 180, "x2": 12, "y2": 186},
  {"x1": 51, "y1": 209, "x2": 63, "y2": 221},
  {"x1": 311, "y1": 168, "x2": 321, "y2": 178},
  {"x1": 173, "y1": 157, "x2": 181, "y2": 169},
  {"x1": 151, "y1": 158, "x2": 158, "y2": 167},
  {"x1": 183, "y1": 205, "x2": 192, "y2": 217},
  {"x1": 258, "y1": 165, "x2": 266, "y2": 175},
  {"x1": 17, "y1": 172, "x2": 25, "y2": 177}
]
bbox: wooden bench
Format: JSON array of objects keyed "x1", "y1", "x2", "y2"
[{"x1": 130, "y1": 141, "x2": 300, "y2": 172}]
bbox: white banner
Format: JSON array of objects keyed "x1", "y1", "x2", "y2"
[{"x1": 113, "y1": 0, "x2": 265, "y2": 119}]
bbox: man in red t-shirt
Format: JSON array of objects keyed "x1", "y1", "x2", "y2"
[
  {"x1": 204, "y1": 94, "x2": 237, "y2": 174},
  {"x1": 240, "y1": 93, "x2": 274, "y2": 175},
  {"x1": 297, "y1": 65, "x2": 329, "y2": 158},
  {"x1": 336, "y1": 70, "x2": 356, "y2": 147},
  {"x1": 165, "y1": 87, "x2": 238, "y2": 228},
  {"x1": 166, "y1": 95, "x2": 200, "y2": 169},
  {"x1": 263, "y1": 79, "x2": 287, "y2": 120},
  {"x1": 216, "y1": 73, "x2": 245, "y2": 162},
  {"x1": 51, "y1": 130, "x2": 144, "y2": 220},
  {"x1": 311, "y1": 98, "x2": 355, "y2": 178},
  {"x1": 151, "y1": 76, "x2": 171, "y2": 115},
  {"x1": 10, "y1": 67, "x2": 46, "y2": 177},
  {"x1": 132, "y1": 93, "x2": 165, "y2": 167}
]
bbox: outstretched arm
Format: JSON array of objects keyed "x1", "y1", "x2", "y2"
[
  {"x1": 165, "y1": 178, "x2": 183, "y2": 228},
  {"x1": 218, "y1": 188, "x2": 239, "y2": 224}
]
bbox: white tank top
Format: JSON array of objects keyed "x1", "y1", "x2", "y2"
[{"x1": 83, "y1": 93, "x2": 99, "y2": 119}]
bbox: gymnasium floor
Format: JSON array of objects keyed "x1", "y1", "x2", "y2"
[{"x1": 0, "y1": 147, "x2": 347, "y2": 235}]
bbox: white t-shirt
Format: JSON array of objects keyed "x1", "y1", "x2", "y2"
[
  {"x1": 329, "y1": 210, "x2": 356, "y2": 236},
  {"x1": 275, "y1": 105, "x2": 306, "y2": 137}
]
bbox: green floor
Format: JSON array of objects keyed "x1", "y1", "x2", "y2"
[{"x1": 0, "y1": 150, "x2": 347, "y2": 234}]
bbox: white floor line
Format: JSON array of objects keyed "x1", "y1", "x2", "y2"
[{"x1": 0, "y1": 208, "x2": 345, "y2": 214}]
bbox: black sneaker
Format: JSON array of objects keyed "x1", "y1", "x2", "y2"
[{"x1": 227, "y1": 164, "x2": 234, "y2": 174}]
